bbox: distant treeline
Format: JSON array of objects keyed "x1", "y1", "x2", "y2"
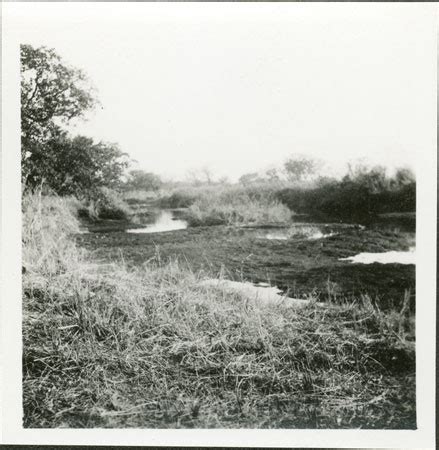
[{"x1": 276, "y1": 167, "x2": 415, "y2": 220}]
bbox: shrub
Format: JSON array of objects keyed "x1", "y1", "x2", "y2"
[
  {"x1": 158, "y1": 191, "x2": 197, "y2": 208},
  {"x1": 79, "y1": 187, "x2": 132, "y2": 220},
  {"x1": 123, "y1": 190, "x2": 158, "y2": 204},
  {"x1": 122, "y1": 170, "x2": 162, "y2": 192}
]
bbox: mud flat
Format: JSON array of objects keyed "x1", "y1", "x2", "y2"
[{"x1": 76, "y1": 216, "x2": 415, "y2": 309}]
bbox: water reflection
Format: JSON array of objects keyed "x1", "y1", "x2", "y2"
[
  {"x1": 339, "y1": 247, "x2": 415, "y2": 265},
  {"x1": 126, "y1": 210, "x2": 187, "y2": 234},
  {"x1": 200, "y1": 278, "x2": 314, "y2": 307},
  {"x1": 263, "y1": 224, "x2": 339, "y2": 241},
  {"x1": 265, "y1": 230, "x2": 337, "y2": 241}
]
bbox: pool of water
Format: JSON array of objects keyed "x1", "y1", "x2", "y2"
[
  {"x1": 126, "y1": 210, "x2": 188, "y2": 234},
  {"x1": 265, "y1": 230, "x2": 337, "y2": 241},
  {"x1": 262, "y1": 224, "x2": 341, "y2": 241},
  {"x1": 339, "y1": 247, "x2": 415, "y2": 265},
  {"x1": 200, "y1": 278, "x2": 314, "y2": 307}
]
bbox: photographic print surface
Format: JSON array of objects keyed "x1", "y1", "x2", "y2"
[{"x1": 3, "y1": 3, "x2": 436, "y2": 445}]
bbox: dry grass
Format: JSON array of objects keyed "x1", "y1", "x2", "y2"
[
  {"x1": 187, "y1": 196, "x2": 291, "y2": 226},
  {"x1": 184, "y1": 186, "x2": 292, "y2": 226},
  {"x1": 22, "y1": 192, "x2": 83, "y2": 276},
  {"x1": 22, "y1": 193, "x2": 416, "y2": 429},
  {"x1": 157, "y1": 183, "x2": 283, "y2": 209}
]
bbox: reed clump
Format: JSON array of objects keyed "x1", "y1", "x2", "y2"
[{"x1": 185, "y1": 187, "x2": 291, "y2": 226}]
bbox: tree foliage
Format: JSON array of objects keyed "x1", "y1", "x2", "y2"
[
  {"x1": 21, "y1": 44, "x2": 130, "y2": 196},
  {"x1": 265, "y1": 168, "x2": 280, "y2": 182},
  {"x1": 239, "y1": 172, "x2": 261, "y2": 186},
  {"x1": 284, "y1": 155, "x2": 319, "y2": 182},
  {"x1": 185, "y1": 167, "x2": 215, "y2": 186},
  {"x1": 393, "y1": 167, "x2": 415, "y2": 188},
  {"x1": 26, "y1": 130, "x2": 129, "y2": 197},
  {"x1": 124, "y1": 170, "x2": 163, "y2": 192},
  {"x1": 21, "y1": 45, "x2": 96, "y2": 156}
]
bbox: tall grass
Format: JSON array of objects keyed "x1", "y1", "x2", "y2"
[
  {"x1": 187, "y1": 194, "x2": 291, "y2": 226},
  {"x1": 22, "y1": 193, "x2": 416, "y2": 429},
  {"x1": 22, "y1": 192, "x2": 83, "y2": 276},
  {"x1": 157, "y1": 184, "x2": 292, "y2": 226}
]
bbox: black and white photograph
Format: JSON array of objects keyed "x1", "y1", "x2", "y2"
[{"x1": 1, "y1": 2, "x2": 437, "y2": 448}]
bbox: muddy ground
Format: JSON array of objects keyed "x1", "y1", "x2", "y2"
[{"x1": 76, "y1": 216, "x2": 415, "y2": 309}]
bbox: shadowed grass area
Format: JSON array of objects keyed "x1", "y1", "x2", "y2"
[{"x1": 22, "y1": 193, "x2": 416, "y2": 429}]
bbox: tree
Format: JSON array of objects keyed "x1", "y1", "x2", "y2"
[
  {"x1": 393, "y1": 167, "x2": 415, "y2": 188},
  {"x1": 26, "y1": 131, "x2": 129, "y2": 197},
  {"x1": 21, "y1": 44, "x2": 97, "y2": 185},
  {"x1": 265, "y1": 168, "x2": 280, "y2": 182},
  {"x1": 124, "y1": 170, "x2": 162, "y2": 192},
  {"x1": 201, "y1": 167, "x2": 213, "y2": 185},
  {"x1": 186, "y1": 167, "x2": 215, "y2": 186},
  {"x1": 239, "y1": 172, "x2": 261, "y2": 186},
  {"x1": 345, "y1": 163, "x2": 390, "y2": 193},
  {"x1": 218, "y1": 176, "x2": 230, "y2": 185},
  {"x1": 284, "y1": 155, "x2": 319, "y2": 182},
  {"x1": 20, "y1": 44, "x2": 131, "y2": 196}
]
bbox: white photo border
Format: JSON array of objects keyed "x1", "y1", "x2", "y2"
[{"x1": 1, "y1": 2, "x2": 437, "y2": 447}]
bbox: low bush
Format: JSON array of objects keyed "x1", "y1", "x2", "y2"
[
  {"x1": 122, "y1": 170, "x2": 163, "y2": 192},
  {"x1": 158, "y1": 191, "x2": 197, "y2": 209},
  {"x1": 123, "y1": 189, "x2": 158, "y2": 205},
  {"x1": 79, "y1": 187, "x2": 132, "y2": 220}
]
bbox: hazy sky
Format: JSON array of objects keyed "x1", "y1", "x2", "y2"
[{"x1": 10, "y1": 3, "x2": 435, "y2": 180}]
